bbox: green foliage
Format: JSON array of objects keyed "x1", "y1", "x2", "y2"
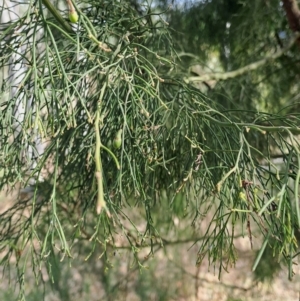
[
  {"x1": 253, "y1": 240, "x2": 282, "y2": 282},
  {"x1": 168, "y1": 0, "x2": 300, "y2": 113},
  {"x1": 0, "y1": 0, "x2": 300, "y2": 299}
]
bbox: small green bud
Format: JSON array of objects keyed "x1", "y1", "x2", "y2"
[
  {"x1": 69, "y1": 10, "x2": 78, "y2": 23},
  {"x1": 113, "y1": 129, "x2": 122, "y2": 149},
  {"x1": 239, "y1": 191, "x2": 247, "y2": 202}
]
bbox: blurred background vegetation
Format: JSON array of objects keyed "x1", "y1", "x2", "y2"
[{"x1": 1, "y1": 0, "x2": 300, "y2": 300}]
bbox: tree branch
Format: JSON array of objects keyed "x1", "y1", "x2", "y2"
[
  {"x1": 282, "y1": 0, "x2": 300, "y2": 32},
  {"x1": 184, "y1": 32, "x2": 300, "y2": 83}
]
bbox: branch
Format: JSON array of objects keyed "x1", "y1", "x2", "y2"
[
  {"x1": 41, "y1": 0, "x2": 73, "y2": 33},
  {"x1": 94, "y1": 83, "x2": 110, "y2": 216},
  {"x1": 184, "y1": 32, "x2": 300, "y2": 83},
  {"x1": 94, "y1": 110, "x2": 106, "y2": 215},
  {"x1": 282, "y1": 0, "x2": 300, "y2": 32},
  {"x1": 196, "y1": 113, "x2": 300, "y2": 134}
]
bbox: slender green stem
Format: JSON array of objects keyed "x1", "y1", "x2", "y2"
[
  {"x1": 94, "y1": 110, "x2": 108, "y2": 215},
  {"x1": 216, "y1": 132, "x2": 244, "y2": 192},
  {"x1": 41, "y1": 0, "x2": 73, "y2": 33},
  {"x1": 101, "y1": 144, "x2": 120, "y2": 170},
  {"x1": 200, "y1": 113, "x2": 300, "y2": 134},
  {"x1": 94, "y1": 83, "x2": 111, "y2": 216}
]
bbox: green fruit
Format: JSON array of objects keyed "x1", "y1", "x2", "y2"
[
  {"x1": 113, "y1": 129, "x2": 122, "y2": 149},
  {"x1": 69, "y1": 10, "x2": 78, "y2": 23}
]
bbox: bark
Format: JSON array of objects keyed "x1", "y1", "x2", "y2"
[{"x1": 282, "y1": 0, "x2": 300, "y2": 32}]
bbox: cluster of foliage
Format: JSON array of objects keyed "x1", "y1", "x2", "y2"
[{"x1": 0, "y1": 0, "x2": 300, "y2": 298}]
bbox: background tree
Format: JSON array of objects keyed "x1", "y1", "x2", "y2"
[{"x1": 0, "y1": 0, "x2": 300, "y2": 300}]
